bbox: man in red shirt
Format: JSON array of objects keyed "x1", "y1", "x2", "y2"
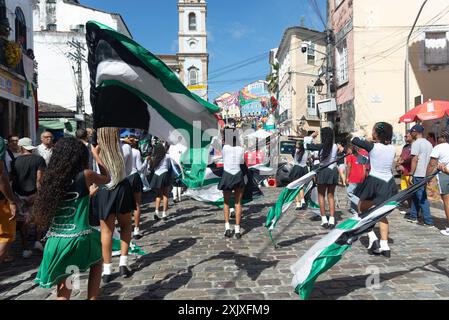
[{"x1": 346, "y1": 144, "x2": 368, "y2": 215}]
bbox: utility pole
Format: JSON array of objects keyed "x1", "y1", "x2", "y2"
[
  {"x1": 325, "y1": 0, "x2": 334, "y2": 129},
  {"x1": 67, "y1": 39, "x2": 87, "y2": 130}
]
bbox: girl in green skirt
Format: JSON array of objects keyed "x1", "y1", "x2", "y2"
[{"x1": 33, "y1": 137, "x2": 110, "y2": 300}]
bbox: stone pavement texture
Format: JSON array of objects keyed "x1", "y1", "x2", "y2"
[{"x1": 1, "y1": 186, "x2": 449, "y2": 300}]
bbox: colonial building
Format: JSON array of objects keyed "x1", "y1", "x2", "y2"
[
  {"x1": 33, "y1": 0, "x2": 131, "y2": 134},
  {"x1": 330, "y1": 0, "x2": 449, "y2": 144},
  {"x1": 275, "y1": 26, "x2": 326, "y2": 137},
  {"x1": 159, "y1": 0, "x2": 209, "y2": 101},
  {"x1": 0, "y1": 0, "x2": 37, "y2": 141}
]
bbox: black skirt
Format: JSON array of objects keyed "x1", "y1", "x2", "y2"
[
  {"x1": 93, "y1": 179, "x2": 136, "y2": 220},
  {"x1": 289, "y1": 165, "x2": 309, "y2": 181},
  {"x1": 127, "y1": 172, "x2": 143, "y2": 194},
  {"x1": 218, "y1": 171, "x2": 247, "y2": 191},
  {"x1": 316, "y1": 167, "x2": 339, "y2": 185},
  {"x1": 354, "y1": 175, "x2": 398, "y2": 206},
  {"x1": 149, "y1": 171, "x2": 171, "y2": 189}
]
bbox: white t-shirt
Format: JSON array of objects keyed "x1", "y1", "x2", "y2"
[
  {"x1": 411, "y1": 138, "x2": 433, "y2": 178},
  {"x1": 430, "y1": 143, "x2": 449, "y2": 166},
  {"x1": 320, "y1": 144, "x2": 338, "y2": 169},
  {"x1": 34, "y1": 144, "x2": 53, "y2": 166},
  {"x1": 294, "y1": 150, "x2": 309, "y2": 167},
  {"x1": 222, "y1": 145, "x2": 245, "y2": 175},
  {"x1": 369, "y1": 143, "x2": 396, "y2": 182},
  {"x1": 154, "y1": 154, "x2": 171, "y2": 176},
  {"x1": 121, "y1": 143, "x2": 133, "y2": 176},
  {"x1": 131, "y1": 148, "x2": 147, "y2": 175}
]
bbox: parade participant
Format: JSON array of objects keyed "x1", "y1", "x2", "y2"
[
  {"x1": 406, "y1": 124, "x2": 434, "y2": 226},
  {"x1": 337, "y1": 143, "x2": 347, "y2": 187},
  {"x1": 33, "y1": 137, "x2": 110, "y2": 300},
  {"x1": 0, "y1": 137, "x2": 18, "y2": 264},
  {"x1": 345, "y1": 144, "x2": 367, "y2": 215},
  {"x1": 218, "y1": 128, "x2": 246, "y2": 239},
  {"x1": 427, "y1": 130, "x2": 449, "y2": 235},
  {"x1": 290, "y1": 141, "x2": 309, "y2": 210},
  {"x1": 126, "y1": 137, "x2": 147, "y2": 239},
  {"x1": 306, "y1": 127, "x2": 339, "y2": 229},
  {"x1": 149, "y1": 142, "x2": 172, "y2": 222},
  {"x1": 352, "y1": 122, "x2": 397, "y2": 257},
  {"x1": 11, "y1": 138, "x2": 46, "y2": 257},
  {"x1": 93, "y1": 128, "x2": 135, "y2": 283},
  {"x1": 169, "y1": 142, "x2": 187, "y2": 203},
  {"x1": 34, "y1": 131, "x2": 54, "y2": 166},
  {"x1": 396, "y1": 130, "x2": 413, "y2": 215},
  {"x1": 5, "y1": 134, "x2": 21, "y2": 174}
]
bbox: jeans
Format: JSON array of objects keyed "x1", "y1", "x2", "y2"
[
  {"x1": 410, "y1": 177, "x2": 433, "y2": 225},
  {"x1": 347, "y1": 183, "x2": 360, "y2": 214}
]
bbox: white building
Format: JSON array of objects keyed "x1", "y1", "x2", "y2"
[
  {"x1": 33, "y1": 0, "x2": 131, "y2": 132},
  {"x1": 0, "y1": 0, "x2": 36, "y2": 141}
]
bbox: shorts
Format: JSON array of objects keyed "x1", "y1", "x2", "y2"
[
  {"x1": 437, "y1": 172, "x2": 449, "y2": 195},
  {"x1": 0, "y1": 200, "x2": 16, "y2": 244}
]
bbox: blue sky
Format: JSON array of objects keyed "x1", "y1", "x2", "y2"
[{"x1": 82, "y1": 0, "x2": 326, "y2": 100}]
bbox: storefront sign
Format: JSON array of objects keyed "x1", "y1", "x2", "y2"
[
  {"x1": 0, "y1": 69, "x2": 25, "y2": 98},
  {"x1": 318, "y1": 98, "x2": 337, "y2": 113}
]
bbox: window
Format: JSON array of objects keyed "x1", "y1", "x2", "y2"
[
  {"x1": 188, "y1": 67, "x2": 198, "y2": 86},
  {"x1": 307, "y1": 86, "x2": 317, "y2": 117},
  {"x1": 47, "y1": 24, "x2": 57, "y2": 31},
  {"x1": 307, "y1": 42, "x2": 315, "y2": 65},
  {"x1": 15, "y1": 7, "x2": 26, "y2": 49},
  {"x1": 425, "y1": 32, "x2": 448, "y2": 65},
  {"x1": 336, "y1": 38, "x2": 349, "y2": 86},
  {"x1": 189, "y1": 13, "x2": 197, "y2": 31}
]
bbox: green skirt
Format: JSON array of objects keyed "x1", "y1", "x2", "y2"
[{"x1": 35, "y1": 230, "x2": 102, "y2": 289}]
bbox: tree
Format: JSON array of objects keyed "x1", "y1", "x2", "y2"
[{"x1": 266, "y1": 62, "x2": 279, "y2": 96}]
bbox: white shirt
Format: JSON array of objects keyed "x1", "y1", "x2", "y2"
[
  {"x1": 154, "y1": 154, "x2": 171, "y2": 176},
  {"x1": 320, "y1": 144, "x2": 338, "y2": 169},
  {"x1": 369, "y1": 143, "x2": 396, "y2": 182},
  {"x1": 121, "y1": 143, "x2": 133, "y2": 176},
  {"x1": 222, "y1": 145, "x2": 245, "y2": 175},
  {"x1": 294, "y1": 150, "x2": 309, "y2": 167},
  {"x1": 131, "y1": 148, "x2": 147, "y2": 175},
  {"x1": 34, "y1": 144, "x2": 53, "y2": 165},
  {"x1": 430, "y1": 143, "x2": 449, "y2": 166}
]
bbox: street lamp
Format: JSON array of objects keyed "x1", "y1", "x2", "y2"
[{"x1": 313, "y1": 78, "x2": 325, "y2": 95}]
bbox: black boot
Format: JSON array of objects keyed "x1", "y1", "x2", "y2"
[
  {"x1": 224, "y1": 229, "x2": 232, "y2": 238},
  {"x1": 102, "y1": 274, "x2": 113, "y2": 284},
  {"x1": 119, "y1": 266, "x2": 132, "y2": 278},
  {"x1": 368, "y1": 240, "x2": 380, "y2": 255}
]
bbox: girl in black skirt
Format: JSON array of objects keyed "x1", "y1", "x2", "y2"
[
  {"x1": 352, "y1": 122, "x2": 397, "y2": 258},
  {"x1": 306, "y1": 127, "x2": 339, "y2": 229},
  {"x1": 218, "y1": 128, "x2": 247, "y2": 239},
  {"x1": 291, "y1": 142, "x2": 309, "y2": 210},
  {"x1": 149, "y1": 143, "x2": 172, "y2": 221}
]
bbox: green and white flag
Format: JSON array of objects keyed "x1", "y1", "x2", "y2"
[
  {"x1": 86, "y1": 21, "x2": 220, "y2": 189},
  {"x1": 290, "y1": 173, "x2": 438, "y2": 300}
]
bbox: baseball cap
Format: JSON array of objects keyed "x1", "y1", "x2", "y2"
[
  {"x1": 18, "y1": 137, "x2": 37, "y2": 151},
  {"x1": 410, "y1": 124, "x2": 424, "y2": 133}
]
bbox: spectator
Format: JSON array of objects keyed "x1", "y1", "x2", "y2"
[
  {"x1": 5, "y1": 134, "x2": 21, "y2": 174},
  {"x1": 406, "y1": 125, "x2": 434, "y2": 227},
  {"x1": 427, "y1": 130, "x2": 449, "y2": 235},
  {"x1": 346, "y1": 144, "x2": 367, "y2": 215},
  {"x1": 76, "y1": 129, "x2": 94, "y2": 171},
  {"x1": 34, "y1": 131, "x2": 54, "y2": 166},
  {"x1": 396, "y1": 130, "x2": 413, "y2": 215},
  {"x1": 427, "y1": 132, "x2": 437, "y2": 147},
  {"x1": 11, "y1": 138, "x2": 46, "y2": 258}
]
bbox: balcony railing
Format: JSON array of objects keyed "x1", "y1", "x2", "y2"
[{"x1": 278, "y1": 109, "x2": 291, "y2": 124}]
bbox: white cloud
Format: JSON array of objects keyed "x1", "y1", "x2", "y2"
[
  {"x1": 227, "y1": 22, "x2": 254, "y2": 40},
  {"x1": 170, "y1": 39, "x2": 178, "y2": 52}
]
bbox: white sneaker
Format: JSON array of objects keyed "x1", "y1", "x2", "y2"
[
  {"x1": 22, "y1": 250, "x2": 33, "y2": 259},
  {"x1": 440, "y1": 229, "x2": 449, "y2": 236},
  {"x1": 34, "y1": 241, "x2": 44, "y2": 252},
  {"x1": 399, "y1": 210, "x2": 408, "y2": 215}
]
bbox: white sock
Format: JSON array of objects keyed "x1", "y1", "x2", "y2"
[
  {"x1": 296, "y1": 203, "x2": 301, "y2": 208},
  {"x1": 301, "y1": 199, "x2": 306, "y2": 205},
  {"x1": 103, "y1": 263, "x2": 112, "y2": 275},
  {"x1": 155, "y1": 210, "x2": 159, "y2": 215},
  {"x1": 380, "y1": 240, "x2": 390, "y2": 251},
  {"x1": 134, "y1": 227, "x2": 140, "y2": 234},
  {"x1": 321, "y1": 216, "x2": 328, "y2": 224},
  {"x1": 162, "y1": 212, "x2": 167, "y2": 218},
  {"x1": 329, "y1": 217, "x2": 335, "y2": 225},
  {"x1": 119, "y1": 255, "x2": 128, "y2": 267},
  {"x1": 368, "y1": 231, "x2": 378, "y2": 245},
  {"x1": 225, "y1": 222, "x2": 231, "y2": 231},
  {"x1": 235, "y1": 225, "x2": 241, "y2": 234}
]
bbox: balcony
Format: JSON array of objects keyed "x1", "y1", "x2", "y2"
[
  {"x1": 278, "y1": 109, "x2": 291, "y2": 125},
  {"x1": 0, "y1": 37, "x2": 37, "y2": 85}
]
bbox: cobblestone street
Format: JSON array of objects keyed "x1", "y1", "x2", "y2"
[{"x1": 1, "y1": 186, "x2": 449, "y2": 300}]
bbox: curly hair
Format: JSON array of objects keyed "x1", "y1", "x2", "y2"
[
  {"x1": 374, "y1": 122, "x2": 393, "y2": 145},
  {"x1": 33, "y1": 137, "x2": 88, "y2": 231},
  {"x1": 320, "y1": 127, "x2": 335, "y2": 161}
]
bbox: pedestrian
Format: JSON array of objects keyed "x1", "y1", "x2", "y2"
[
  {"x1": 33, "y1": 137, "x2": 110, "y2": 300},
  {"x1": 306, "y1": 127, "x2": 339, "y2": 229},
  {"x1": 126, "y1": 137, "x2": 148, "y2": 239},
  {"x1": 396, "y1": 130, "x2": 413, "y2": 215},
  {"x1": 5, "y1": 134, "x2": 21, "y2": 174},
  {"x1": 352, "y1": 122, "x2": 397, "y2": 257},
  {"x1": 427, "y1": 130, "x2": 449, "y2": 235},
  {"x1": 427, "y1": 132, "x2": 437, "y2": 147},
  {"x1": 345, "y1": 144, "x2": 367, "y2": 215},
  {"x1": 0, "y1": 136, "x2": 18, "y2": 264},
  {"x1": 76, "y1": 129, "x2": 94, "y2": 170},
  {"x1": 337, "y1": 143, "x2": 347, "y2": 187},
  {"x1": 405, "y1": 124, "x2": 434, "y2": 227},
  {"x1": 218, "y1": 128, "x2": 246, "y2": 239},
  {"x1": 92, "y1": 128, "x2": 135, "y2": 283},
  {"x1": 290, "y1": 141, "x2": 309, "y2": 210},
  {"x1": 149, "y1": 142, "x2": 172, "y2": 222},
  {"x1": 34, "y1": 131, "x2": 54, "y2": 166},
  {"x1": 10, "y1": 138, "x2": 47, "y2": 257}
]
